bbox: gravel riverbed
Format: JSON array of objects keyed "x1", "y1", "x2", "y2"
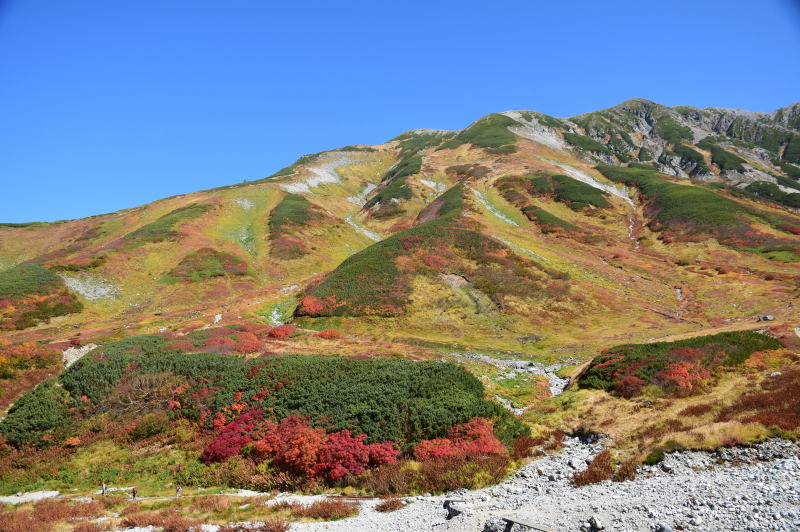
[{"x1": 287, "y1": 438, "x2": 800, "y2": 532}]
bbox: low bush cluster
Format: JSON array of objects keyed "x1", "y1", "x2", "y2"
[
  {"x1": 122, "y1": 203, "x2": 213, "y2": 249},
  {"x1": 0, "y1": 341, "x2": 61, "y2": 379},
  {"x1": 437, "y1": 114, "x2": 518, "y2": 154},
  {"x1": 162, "y1": 248, "x2": 250, "y2": 283},
  {"x1": 579, "y1": 331, "x2": 782, "y2": 398}
]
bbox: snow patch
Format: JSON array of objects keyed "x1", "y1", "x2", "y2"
[
  {"x1": 420, "y1": 179, "x2": 445, "y2": 193},
  {"x1": 234, "y1": 198, "x2": 254, "y2": 210},
  {"x1": 345, "y1": 215, "x2": 381, "y2": 242},
  {"x1": 279, "y1": 153, "x2": 361, "y2": 194},
  {"x1": 347, "y1": 183, "x2": 378, "y2": 206},
  {"x1": 540, "y1": 158, "x2": 633, "y2": 206},
  {"x1": 469, "y1": 187, "x2": 518, "y2": 226},
  {"x1": 502, "y1": 111, "x2": 567, "y2": 151}
]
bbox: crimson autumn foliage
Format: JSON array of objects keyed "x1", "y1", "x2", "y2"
[
  {"x1": 413, "y1": 417, "x2": 506, "y2": 461},
  {"x1": 201, "y1": 412, "x2": 399, "y2": 482}
]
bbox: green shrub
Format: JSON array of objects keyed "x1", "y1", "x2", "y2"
[
  {"x1": 0, "y1": 379, "x2": 72, "y2": 447},
  {"x1": 549, "y1": 175, "x2": 611, "y2": 210},
  {"x1": 57, "y1": 349, "x2": 528, "y2": 448},
  {"x1": 269, "y1": 193, "x2": 321, "y2": 237},
  {"x1": 696, "y1": 139, "x2": 746, "y2": 172},
  {"x1": 364, "y1": 154, "x2": 421, "y2": 210},
  {"x1": 653, "y1": 115, "x2": 692, "y2": 145},
  {"x1": 162, "y1": 248, "x2": 250, "y2": 283},
  {"x1": 437, "y1": 114, "x2": 518, "y2": 153},
  {"x1": 0, "y1": 264, "x2": 62, "y2": 300},
  {"x1": 668, "y1": 144, "x2": 710, "y2": 175},
  {"x1": 595, "y1": 165, "x2": 745, "y2": 228},
  {"x1": 563, "y1": 132, "x2": 613, "y2": 156},
  {"x1": 638, "y1": 147, "x2": 653, "y2": 161},
  {"x1": 0, "y1": 264, "x2": 83, "y2": 329},
  {"x1": 392, "y1": 131, "x2": 451, "y2": 156},
  {"x1": 298, "y1": 185, "x2": 553, "y2": 316},
  {"x1": 521, "y1": 206, "x2": 577, "y2": 233},
  {"x1": 123, "y1": 203, "x2": 212, "y2": 248},
  {"x1": 579, "y1": 330, "x2": 782, "y2": 397},
  {"x1": 128, "y1": 412, "x2": 171, "y2": 441},
  {"x1": 643, "y1": 449, "x2": 664, "y2": 465},
  {"x1": 745, "y1": 182, "x2": 800, "y2": 209}
]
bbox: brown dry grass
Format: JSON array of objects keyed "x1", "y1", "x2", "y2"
[{"x1": 375, "y1": 498, "x2": 404, "y2": 513}]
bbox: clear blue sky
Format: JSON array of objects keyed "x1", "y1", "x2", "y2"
[{"x1": 1, "y1": 0, "x2": 799, "y2": 222}]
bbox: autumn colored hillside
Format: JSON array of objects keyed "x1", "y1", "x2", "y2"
[{"x1": 1, "y1": 99, "x2": 799, "y2": 507}]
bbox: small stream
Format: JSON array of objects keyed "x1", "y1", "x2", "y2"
[{"x1": 449, "y1": 352, "x2": 570, "y2": 400}]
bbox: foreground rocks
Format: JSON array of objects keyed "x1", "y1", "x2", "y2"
[{"x1": 288, "y1": 438, "x2": 800, "y2": 532}]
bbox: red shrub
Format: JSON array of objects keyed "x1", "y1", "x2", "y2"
[
  {"x1": 413, "y1": 417, "x2": 506, "y2": 461},
  {"x1": 252, "y1": 415, "x2": 326, "y2": 475},
  {"x1": 613, "y1": 375, "x2": 646, "y2": 398},
  {"x1": 203, "y1": 336, "x2": 237, "y2": 353},
  {"x1": 200, "y1": 410, "x2": 263, "y2": 464},
  {"x1": 165, "y1": 341, "x2": 195, "y2": 351},
  {"x1": 317, "y1": 329, "x2": 343, "y2": 340},
  {"x1": 290, "y1": 499, "x2": 358, "y2": 519},
  {"x1": 656, "y1": 361, "x2": 709, "y2": 392},
  {"x1": 299, "y1": 296, "x2": 325, "y2": 314},
  {"x1": 235, "y1": 340, "x2": 262, "y2": 353},
  {"x1": 314, "y1": 430, "x2": 398, "y2": 481},
  {"x1": 268, "y1": 325, "x2": 297, "y2": 339}
]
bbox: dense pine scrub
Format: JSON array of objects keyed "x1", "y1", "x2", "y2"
[
  {"x1": 0, "y1": 378, "x2": 72, "y2": 446},
  {"x1": 269, "y1": 193, "x2": 321, "y2": 235},
  {"x1": 161, "y1": 248, "x2": 250, "y2": 283},
  {"x1": 520, "y1": 206, "x2": 577, "y2": 233},
  {"x1": 529, "y1": 174, "x2": 611, "y2": 210},
  {"x1": 745, "y1": 182, "x2": 800, "y2": 209},
  {"x1": 496, "y1": 173, "x2": 609, "y2": 219},
  {"x1": 696, "y1": 139, "x2": 746, "y2": 172},
  {"x1": 392, "y1": 131, "x2": 451, "y2": 156},
  {"x1": 122, "y1": 203, "x2": 213, "y2": 248},
  {"x1": 579, "y1": 331, "x2": 783, "y2": 398},
  {"x1": 2, "y1": 343, "x2": 527, "y2": 449},
  {"x1": 364, "y1": 153, "x2": 421, "y2": 215},
  {"x1": 595, "y1": 164, "x2": 744, "y2": 231},
  {"x1": 653, "y1": 115, "x2": 693, "y2": 145},
  {"x1": 666, "y1": 144, "x2": 711, "y2": 175},
  {"x1": 563, "y1": 132, "x2": 613, "y2": 157},
  {"x1": 437, "y1": 114, "x2": 518, "y2": 154}
]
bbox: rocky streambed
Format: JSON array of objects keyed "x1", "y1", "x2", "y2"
[
  {"x1": 448, "y1": 352, "x2": 571, "y2": 397},
  {"x1": 286, "y1": 438, "x2": 800, "y2": 532}
]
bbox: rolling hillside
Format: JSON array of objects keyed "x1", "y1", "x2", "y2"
[{"x1": 1, "y1": 99, "x2": 798, "y2": 522}]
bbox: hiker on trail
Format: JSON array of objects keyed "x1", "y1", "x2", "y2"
[
  {"x1": 131, "y1": 486, "x2": 137, "y2": 500},
  {"x1": 176, "y1": 485, "x2": 183, "y2": 498},
  {"x1": 101, "y1": 482, "x2": 107, "y2": 495}
]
